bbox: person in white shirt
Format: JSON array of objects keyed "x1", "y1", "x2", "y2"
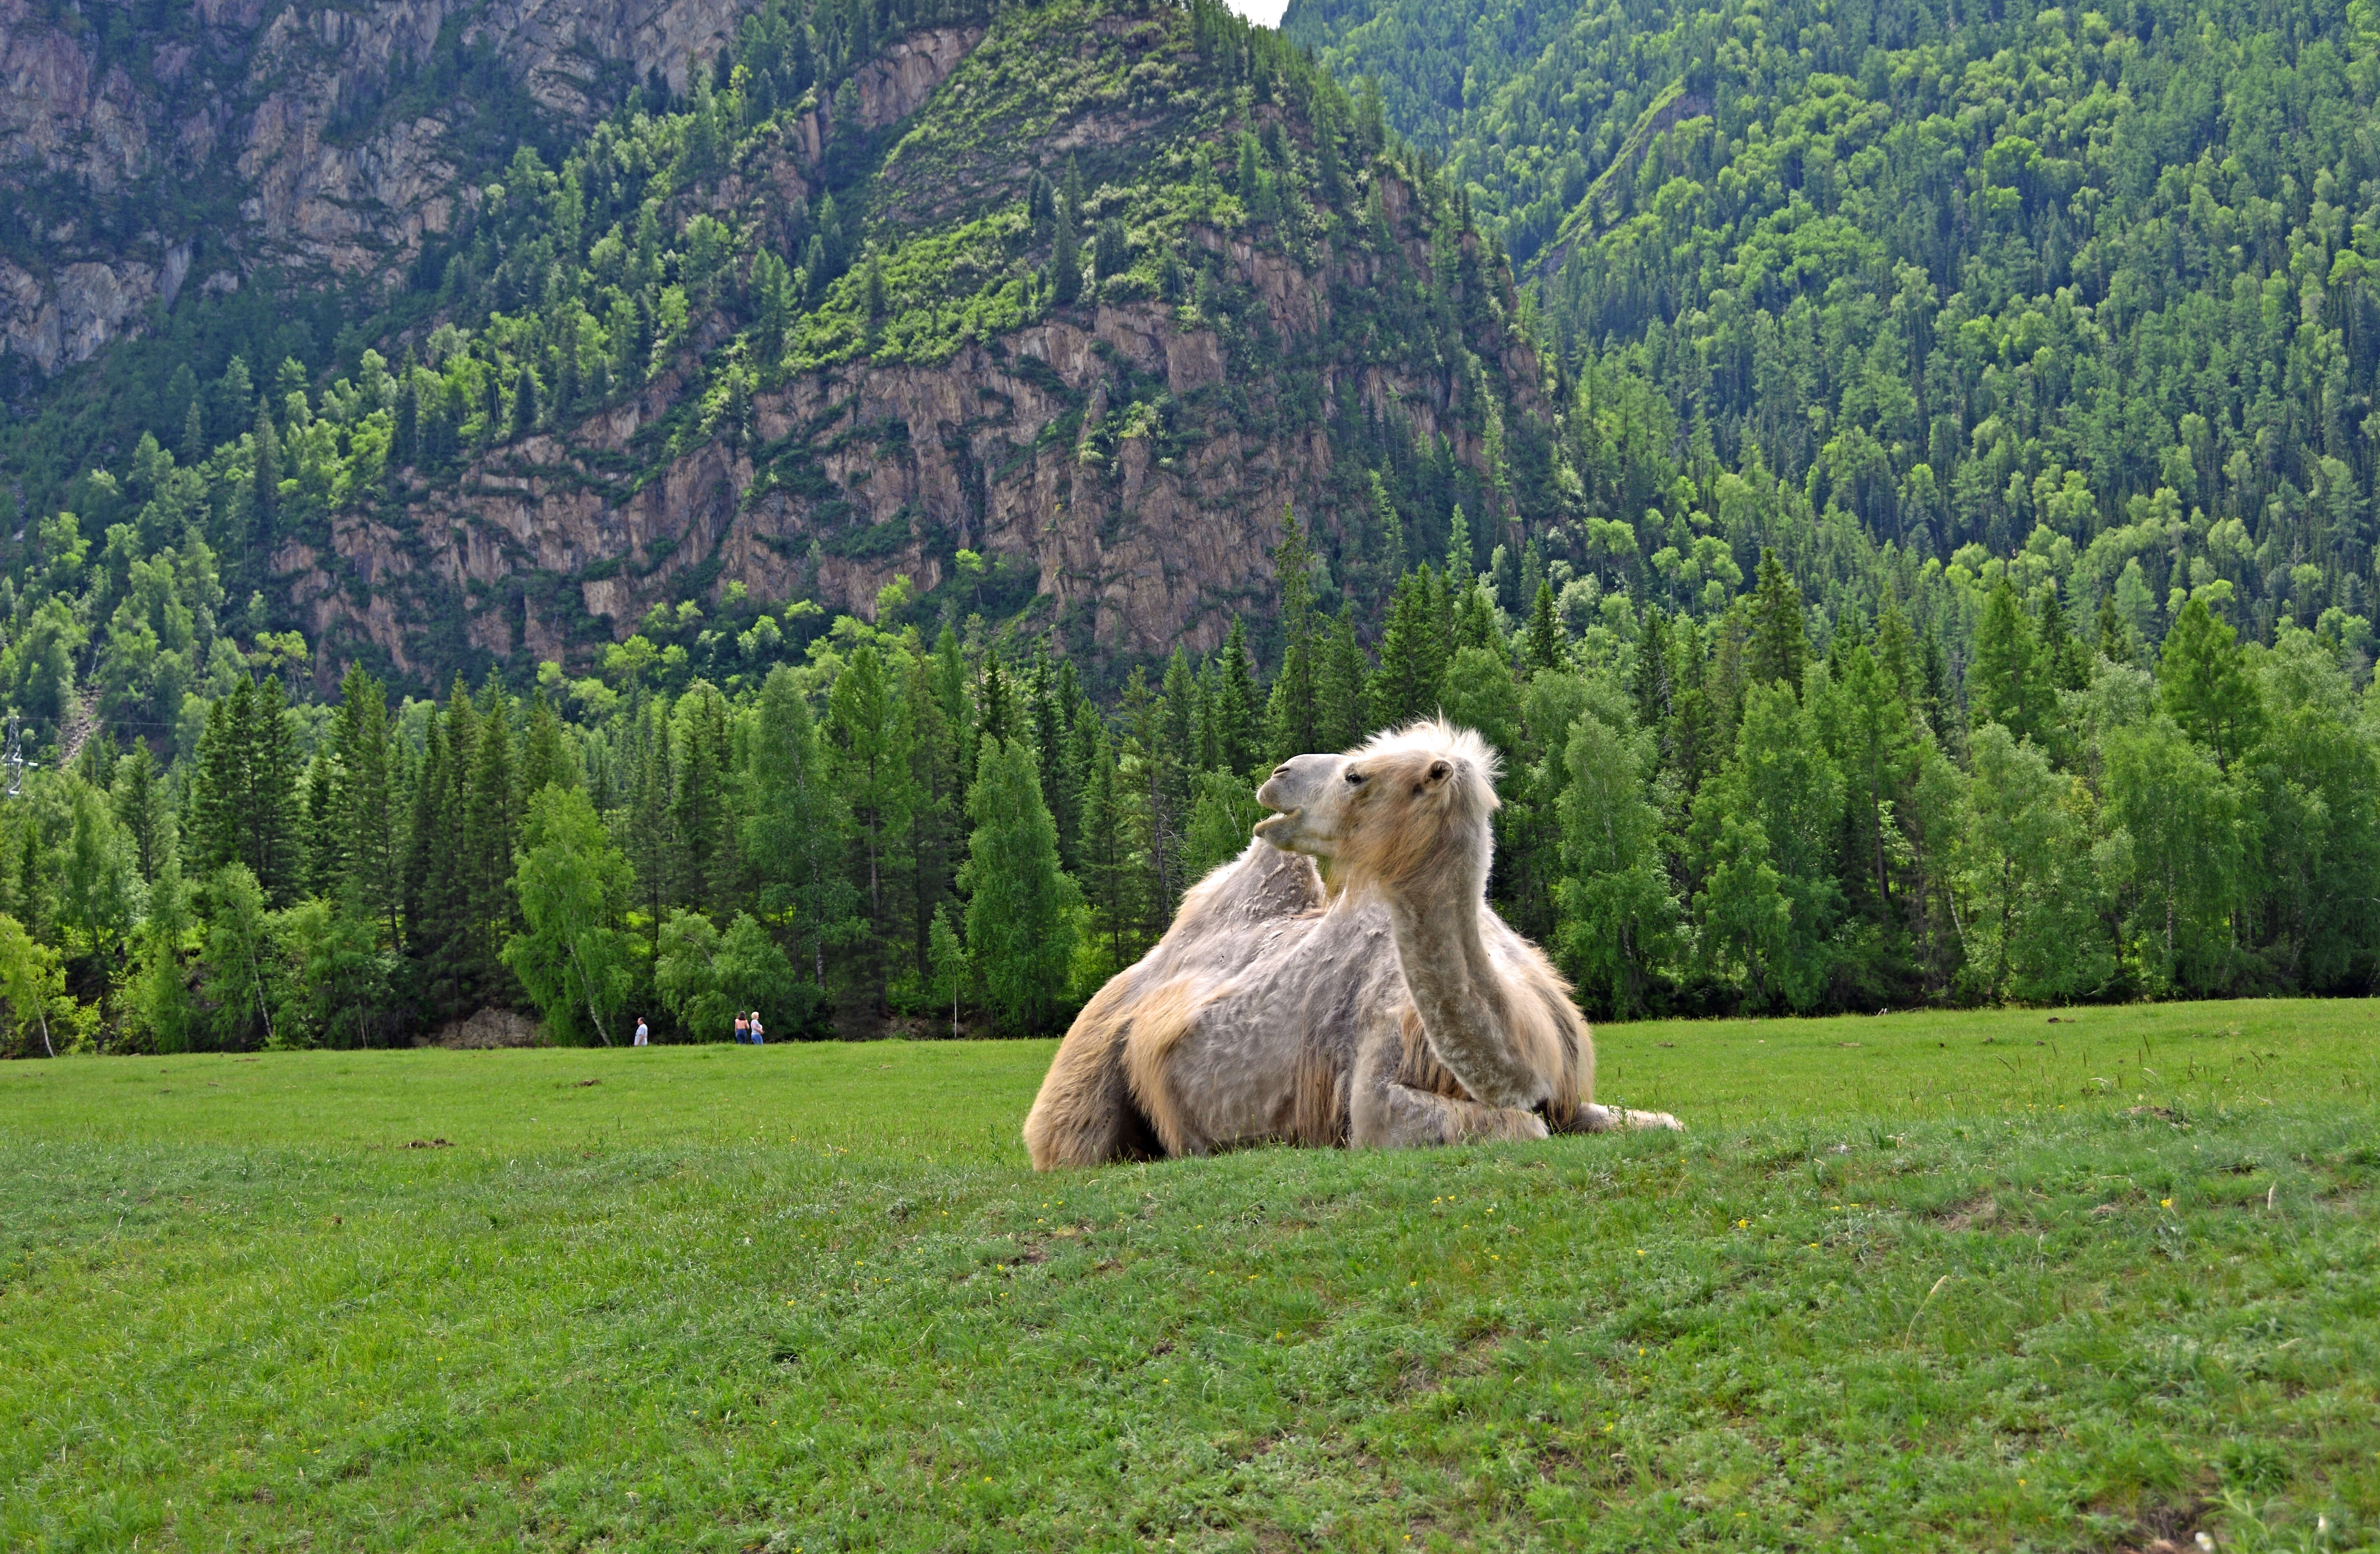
[
  {"x1": 748, "y1": 1011, "x2": 765, "y2": 1046},
  {"x1": 633, "y1": 1016, "x2": 649, "y2": 1047}
]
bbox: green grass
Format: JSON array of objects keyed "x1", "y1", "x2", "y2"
[{"x1": 4, "y1": 999, "x2": 2378, "y2": 1551}]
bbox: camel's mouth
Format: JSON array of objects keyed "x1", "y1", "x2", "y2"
[{"x1": 1252, "y1": 810, "x2": 1293, "y2": 838}]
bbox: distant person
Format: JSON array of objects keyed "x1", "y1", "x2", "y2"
[
  {"x1": 749, "y1": 1011, "x2": 766, "y2": 1046},
  {"x1": 734, "y1": 1012, "x2": 749, "y2": 1044},
  {"x1": 633, "y1": 1016, "x2": 648, "y2": 1047}
]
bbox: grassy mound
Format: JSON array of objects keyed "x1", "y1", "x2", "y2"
[{"x1": 4, "y1": 999, "x2": 2377, "y2": 1550}]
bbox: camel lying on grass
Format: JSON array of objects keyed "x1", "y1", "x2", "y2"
[{"x1": 1025, "y1": 719, "x2": 1681, "y2": 1168}]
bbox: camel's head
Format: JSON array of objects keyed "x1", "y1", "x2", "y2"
[{"x1": 1255, "y1": 719, "x2": 1500, "y2": 892}]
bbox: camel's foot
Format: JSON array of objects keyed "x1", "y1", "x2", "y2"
[
  {"x1": 1580, "y1": 1103, "x2": 1684, "y2": 1133},
  {"x1": 1461, "y1": 1106, "x2": 1552, "y2": 1144}
]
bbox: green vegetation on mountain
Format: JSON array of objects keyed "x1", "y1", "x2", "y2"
[{"x1": 1290, "y1": 0, "x2": 2380, "y2": 645}]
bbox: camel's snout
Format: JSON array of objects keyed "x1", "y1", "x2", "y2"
[{"x1": 1254, "y1": 752, "x2": 1348, "y2": 856}]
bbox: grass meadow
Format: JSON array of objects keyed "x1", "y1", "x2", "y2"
[{"x1": 4, "y1": 999, "x2": 2378, "y2": 1551}]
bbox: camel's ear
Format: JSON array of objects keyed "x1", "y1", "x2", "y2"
[{"x1": 1425, "y1": 758, "x2": 1452, "y2": 785}]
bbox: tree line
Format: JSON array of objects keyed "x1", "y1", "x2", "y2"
[{"x1": 5, "y1": 494, "x2": 2375, "y2": 1056}]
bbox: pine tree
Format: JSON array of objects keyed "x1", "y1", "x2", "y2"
[
  {"x1": 189, "y1": 675, "x2": 302, "y2": 907},
  {"x1": 1265, "y1": 504, "x2": 1319, "y2": 760},
  {"x1": 251, "y1": 400, "x2": 280, "y2": 533},
  {"x1": 959, "y1": 737, "x2": 1081, "y2": 1034},
  {"x1": 1633, "y1": 605, "x2": 1670, "y2": 733},
  {"x1": 904, "y1": 648, "x2": 965, "y2": 989},
  {"x1": 1874, "y1": 602, "x2": 1920, "y2": 703},
  {"x1": 1745, "y1": 549, "x2": 1807, "y2": 693},
  {"x1": 2036, "y1": 585, "x2": 2089, "y2": 692},
  {"x1": 510, "y1": 364, "x2": 539, "y2": 439},
  {"x1": 520, "y1": 688, "x2": 575, "y2": 796},
  {"x1": 108, "y1": 743, "x2": 171, "y2": 884},
  {"x1": 623, "y1": 694, "x2": 677, "y2": 959},
  {"x1": 976, "y1": 654, "x2": 1015, "y2": 767},
  {"x1": 747, "y1": 665, "x2": 851, "y2": 999},
  {"x1": 464, "y1": 677, "x2": 520, "y2": 1002},
  {"x1": 1370, "y1": 566, "x2": 1449, "y2": 728},
  {"x1": 1212, "y1": 617, "x2": 1260, "y2": 776},
  {"x1": 1521, "y1": 579, "x2": 1565, "y2": 675},
  {"x1": 1049, "y1": 204, "x2": 1082, "y2": 305},
  {"x1": 1444, "y1": 503, "x2": 1474, "y2": 586},
  {"x1": 1074, "y1": 712, "x2": 1136, "y2": 968},
  {"x1": 2159, "y1": 596, "x2": 2264, "y2": 770},
  {"x1": 1968, "y1": 579, "x2": 2046, "y2": 742},
  {"x1": 331, "y1": 662, "x2": 400, "y2": 937},
  {"x1": 401, "y1": 705, "x2": 468, "y2": 1017},
  {"x1": 1317, "y1": 606, "x2": 1370, "y2": 750},
  {"x1": 1555, "y1": 709, "x2": 1677, "y2": 1018},
  {"x1": 302, "y1": 751, "x2": 337, "y2": 899},
  {"x1": 2095, "y1": 591, "x2": 2137, "y2": 666},
  {"x1": 827, "y1": 643, "x2": 917, "y2": 1011},
  {"x1": 1451, "y1": 579, "x2": 1501, "y2": 654},
  {"x1": 671, "y1": 680, "x2": 734, "y2": 916},
  {"x1": 1917, "y1": 623, "x2": 1949, "y2": 729}
]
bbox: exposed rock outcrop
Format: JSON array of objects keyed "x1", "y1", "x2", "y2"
[
  {"x1": 278, "y1": 209, "x2": 1544, "y2": 678},
  {"x1": 0, "y1": 0, "x2": 982, "y2": 375}
]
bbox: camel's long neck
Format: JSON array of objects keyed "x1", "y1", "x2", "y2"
[{"x1": 1380, "y1": 830, "x2": 1542, "y2": 1110}]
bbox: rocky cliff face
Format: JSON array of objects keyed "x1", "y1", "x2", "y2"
[
  {"x1": 15, "y1": 0, "x2": 1552, "y2": 693},
  {"x1": 280, "y1": 191, "x2": 1541, "y2": 682},
  {"x1": 0, "y1": 0, "x2": 770, "y2": 376}
]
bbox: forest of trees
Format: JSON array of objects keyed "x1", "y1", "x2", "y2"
[{"x1": 4, "y1": 497, "x2": 2378, "y2": 1055}]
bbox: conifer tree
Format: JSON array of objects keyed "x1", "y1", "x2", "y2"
[
  {"x1": 1633, "y1": 606, "x2": 1670, "y2": 732},
  {"x1": 1745, "y1": 550, "x2": 1807, "y2": 693},
  {"x1": 109, "y1": 743, "x2": 171, "y2": 884},
  {"x1": 1265, "y1": 505, "x2": 1319, "y2": 760},
  {"x1": 520, "y1": 688, "x2": 575, "y2": 797},
  {"x1": 1874, "y1": 602, "x2": 1920, "y2": 703},
  {"x1": 401, "y1": 706, "x2": 468, "y2": 1015},
  {"x1": 671, "y1": 680, "x2": 734, "y2": 916},
  {"x1": 510, "y1": 365, "x2": 539, "y2": 439},
  {"x1": 251, "y1": 400, "x2": 280, "y2": 533},
  {"x1": 959, "y1": 737, "x2": 1081, "y2": 1034},
  {"x1": 329, "y1": 666, "x2": 401, "y2": 945},
  {"x1": 976, "y1": 654, "x2": 1015, "y2": 768},
  {"x1": 1317, "y1": 606, "x2": 1370, "y2": 750},
  {"x1": 623, "y1": 694, "x2": 677, "y2": 959},
  {"x1": 1556, "y1": 709, "x2": 1676, "y2": 1018},
  {"x1": 1521, "y1": 579, "x2": 1565, "y2": 675},
  {"x1": 827, "y1": 644, "x2": 916, "y2": 1010},
  {"x1": 1370, "y1": 566, "x2": 1449, "y2": 728},
  {"x1": 1968, "y1": 579, "x2": 2046, "y2": 743},
  {"x1": 2036, "y1": 586, "x2": 2089, "y2": 692},
  {"x1": 2158, "y1": 596, "x2": 2263, "y2": 770},
  {"x1": 189, "y1": 675, "x2": 302, "y2": 907},
  {"x1": 1212, "y1": 617, "x2": 1260, "y2": 775},
  {"x1": 2095, "y1": 592, "x2": 2137, "y2": 666},
  {"x1": 464, "y1": 677, "x2": 520, "y2": 1002},
  {"x1": 747, "y1": 665, "x2": 850, "y2": 998}
]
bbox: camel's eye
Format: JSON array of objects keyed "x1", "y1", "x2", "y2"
[{"x1": 1344, "y1": 768, "x2": 1367, "y2": 786}]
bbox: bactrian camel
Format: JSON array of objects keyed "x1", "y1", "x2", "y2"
[{"x1": 1023, "y1": 719, "x2": 1681, "y2": 1168}]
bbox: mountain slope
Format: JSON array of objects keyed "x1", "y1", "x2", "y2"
[
  {"x1": 1289, "y1": 0, "x2": 2380, "y2": 652},
  {"x1": 0, "y1": 0, "x2": 1552, "y2": 717}
]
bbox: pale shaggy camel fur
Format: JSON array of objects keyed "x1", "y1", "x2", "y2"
[{"x1": 1023, "y1": 719, "x2": 1681, "y2": 1168}]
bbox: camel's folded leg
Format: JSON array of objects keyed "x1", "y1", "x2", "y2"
[
  {"x1": 1574, "y1": 1103, "x2": 1685, "y2": 1133},
  {"x1": 1350, "y1": 1067, "x2": 1549, "y2": 1148}
]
